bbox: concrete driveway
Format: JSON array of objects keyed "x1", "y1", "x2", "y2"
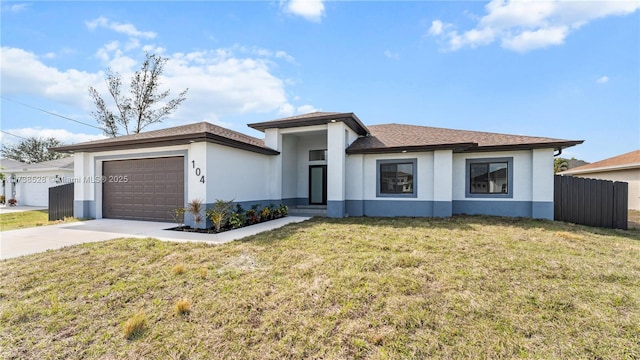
[{"x1": 0, "y1": 217, "x2": 310, "y2": 260}]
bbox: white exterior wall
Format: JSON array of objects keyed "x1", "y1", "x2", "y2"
[{"x1": 205, "y1": 142, "x2": 272, "y2": 203}]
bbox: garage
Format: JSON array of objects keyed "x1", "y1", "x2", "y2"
[{"x1": 102, "y1": 156, "x2": 184, "y2": 222}]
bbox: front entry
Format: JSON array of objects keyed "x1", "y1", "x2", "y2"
[{"x1": 309, "y1": 165, "x2": 327, "y2": 205}]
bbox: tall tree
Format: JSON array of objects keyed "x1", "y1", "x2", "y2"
[
  {"x1": 89, "y1": 52, "x2": 188, "y2": 137},
  {"x1": 1, "y1": 137, "x2": 68, "y2": 164}
]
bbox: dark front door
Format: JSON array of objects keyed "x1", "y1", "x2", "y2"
[{"x1": 309, "y1": 165, "x2": 327, "y2": 205}]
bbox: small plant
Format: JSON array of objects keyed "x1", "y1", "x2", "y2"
[
  {"x1": 173, "y1": 298, "x2": 191, "y2": 315},
  {"x1": 0, "y1": 195, "x2": 5, "y2": 205},
  {"x1": 198, "y1": 267, "x2": 208, "y2": 279},
  {"x1": 186, "y1": 199, "x2": 204, "y2": 230},
  {"x1": 206, "y1": 199, "x2": 234, "y2": 233},
  {"x1": 246, "y1": 209, "x2": 259, "y2": 224},
  {"x1": 260, "y1": 206, "x2": 271, "y2": 221},
  {"x1": 279, "y1": 203, "x2": 288, "y2": 217},
  {"x1": 172, "y1": 264, "x2": 185, "y2": 275},
  {"x1": 228, "y1": 210, "x2": 247, "y2": 229},
  {"x1": 169, "y1": 207, "x2": 186, "y2": 228},
  {"x1": 7, "y1": 198, "x2": 18, "y2": 207},
  {"x1": 123, "y1": 312, "x2": 146, "y2": 340}
]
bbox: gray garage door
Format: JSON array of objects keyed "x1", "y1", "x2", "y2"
[{"x1": 103, "y1": 156, "x2": 184, "y2": 222}]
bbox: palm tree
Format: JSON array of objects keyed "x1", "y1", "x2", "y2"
[{"x1": 554, "y1": 158, "x2": 569, "y2": 174}]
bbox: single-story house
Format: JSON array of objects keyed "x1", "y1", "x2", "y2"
[
  {"x1": 0, "y1": 157, "x2": 74, "y2": 207},
  {"x1": 560, "y1": 149, "x2": 639, "y2": 210},
  {"x1": 54, "y1": 112, "x2": 583, "y2": 223}
]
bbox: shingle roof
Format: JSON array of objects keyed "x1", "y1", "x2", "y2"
[
  {"x1": 24, "y1": 157, "x2": 75, "y2": 170},
  {"x1": 248, "y1": 112, "x2": 369, "y2": 135},
  {"x1": 347, "y1": 123, "x2": 583, "y2": 154},
  {"x1": 561, "y1": 150, "x2": 640, "y2": 174},
  {"x1": 54, "y1": 122, "x2": 279, "y2": 155}
]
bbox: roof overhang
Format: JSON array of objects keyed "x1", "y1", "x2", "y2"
[
  {"x1": 53, "y1": 133, "x2": 280, "y2": 155},
  {"x1": 248, "y1": 112, "x2": 370, "y2": 136},
  {"x1": 347, "y1": 142, "x2": 477, "y2": 154},
  {"x1": 456, "y1": 140, "x2": 585, "y2": 153}
]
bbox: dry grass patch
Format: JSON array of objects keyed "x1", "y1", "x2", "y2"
[
  {"x1": 171, "y1": 264, "x2": 185, "y2": 275},
  {"x1": 1, "y1": 216, "x2": 639, "y2": 359},
  {"x1": 122, "y1": 312, "x2": 146, "y2": 340},
  {"x1": 174, "y1": 299, "x2": 191, "y2": 316}
]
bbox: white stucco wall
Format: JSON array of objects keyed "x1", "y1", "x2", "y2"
[
  {"x1": 570, "y1": 168, "x2": 640, "y2": 210},
  {"x1": 205, "y1": 142, "x2": 273, "y2": 203}
]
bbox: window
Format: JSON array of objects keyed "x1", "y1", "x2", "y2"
[
  {"x1": 466, "y1": 157, "x2": 513, "y2": 198},
  {"x1": 377, "y1": 159, "x2": 417, "y2": 197},
  {"x1": 309, "y1": 149, "x2": 327, "y2": 161}
]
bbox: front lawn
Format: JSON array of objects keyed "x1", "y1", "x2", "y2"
[
  {"x1": 1, "y1": 216, "x2": 638, "y2": 359},
  {"x1": 0, "y1": 210, "x2": 77, "y2": 231}
]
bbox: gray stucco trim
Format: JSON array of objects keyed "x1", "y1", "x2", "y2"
[
  {"x1": 376, "y1": 158, "x2": 418, "y2": 198},
  {"x1": 74, "y1": 200, "x2": 96, "y2": 219},
  {"x1": 282, "y1": 197, "x2": 309, "y2": 207},
  {"x1": 465, "y1": 157, "x2": 514, "y2": 199},
  {"x1": 531, "y1": 201, "x2": 554, "y2": 220},
  {"x1": 327, "y1": 201, "x2": 345, "y2": 218},
  {"x1": 432, "y1": 201, "x2": 452, "y2": 217},
  {"x1": 453, "y1": 200, "x2": 541, "y2": 218},
  {"x1": 346, "y1": 200, "x2": 435, "y2": 217}
]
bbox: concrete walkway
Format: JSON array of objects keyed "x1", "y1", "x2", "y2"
[{"x1": 0, "y1": 216, "x2": 311, "y2": 260}]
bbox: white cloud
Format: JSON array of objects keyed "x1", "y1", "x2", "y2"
[
  {"x1": 596, "y1": 76, "x2": 609, "y2": 84},
  {"x1": 85, "y1": 17, "x2": 156, "y2": 39},
  {"x1": 2, "y1": 17, "x2": 315, "y2": 136},
  {"x1": 1, "y1": 128, "x2": 105, "y2": 146},
  {"x1": 283, "y1": 0, "x2": 325, "y2": 22},
  {"x1": 384, "y1": 50, "x2": 399, "y2": 60},
  {"x1": 429, "y1": 0, "x2": 640, "y2": 53},
  {"x1": 3, "y1": 3, "x2": 29, "y2": 13},
  {"x1": 428, "y1": 20, "x2": 444, "y2": 36}
]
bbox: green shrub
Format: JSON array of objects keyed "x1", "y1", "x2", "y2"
[{"x1": 206, "y1": 199, "x2": 234, "y2": 233}]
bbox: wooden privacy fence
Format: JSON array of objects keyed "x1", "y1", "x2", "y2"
[
  {"x1": 49, "y1": 182, "x2": 74, "y2": 221},
  {"x1": 554, "y1": 175, "x2": 628, "y2": 230}
]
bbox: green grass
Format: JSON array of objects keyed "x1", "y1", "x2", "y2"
[
  {"x1": 0, "y1": 210, "x2": 78, "y2": 231},
  {"x1": 1, "y1": 216, "x2": 639, "y2": 359}
]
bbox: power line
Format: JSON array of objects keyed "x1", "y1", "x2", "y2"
[
  {"x1": 0, "y1": 96, "x2": 108, "y2": 132},
  {"x1": 0, "y1": 129, "x2": 29, "y2": 141}
]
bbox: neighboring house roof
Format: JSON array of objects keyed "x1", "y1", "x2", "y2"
[
  {"x1": 0, "y1": 156, "x2": 74, "y2": 173},
  {"x1": 0, "y1": 158, "x2": 26, "y2": 170},
  {"x1": 347, "y1": 123, "x2": 583, "y2": 154},
  {"x1": 54, "y1": 122, "x2": 280, "y2": 155},
  {"x1": 566, "y1": 159, "x2": 589, "y2": 169},
  {"x1": 248, "y1": 112, "x2": 369, "y2": 136},
  {"x1": 561, "y1": 150, "x2": 640, "y2": 175}
]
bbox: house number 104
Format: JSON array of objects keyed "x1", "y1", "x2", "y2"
[{"x1": 191, "y1": 160, "x2": 205, "y2": 183}]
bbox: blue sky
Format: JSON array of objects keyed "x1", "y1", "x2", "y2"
[{"x1": 1, "y1": 0, "x2": 638, "y2": 162}]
